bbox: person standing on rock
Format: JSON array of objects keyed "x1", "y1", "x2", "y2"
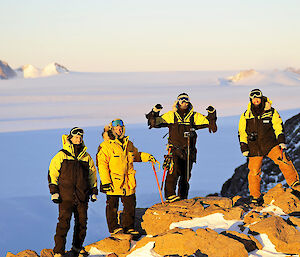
[
  {"x1": 238, "y1": 89, "x2": 300, "y2": 205},
  {"x1": 146, "y1": 93, "x2": 217, "y2": 203},
  {"x1": 48, "y1": 127, "x2": 98, "y2": 257},
  {"x1": 96, "y1": 119, "x2": 157, "y2": 236}
]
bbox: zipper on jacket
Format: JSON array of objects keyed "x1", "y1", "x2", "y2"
[{"x1": 254, "y1": 116, "x2": 262, "y2": 156}]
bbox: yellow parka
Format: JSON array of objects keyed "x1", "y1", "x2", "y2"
[{"x1": 97, "y1": 136, "x2": 152, "y2": 196}]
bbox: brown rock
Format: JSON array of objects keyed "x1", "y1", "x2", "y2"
[
  {"x1": 244, "y1": 210, "x2": 272, "y2": 224},
  {"x1": 141, "y1": 227, "x2": 248, "y2": 257},
  {"x1": 40, "y1": 249, "x2": 54, "y2": 257},
  {"x1": 249, "y1": 215, "x2": 300, "y2": 254},
  {"x1": 153, "y1": 228, "x2": 199, "y2": 256},
  {"x1": 141, "y1": 203, "x2": 191, "y2": 235},
  {"x1": 288, "y1": 216, "x2": 300, "y2": 227},
  {"x1": 85, "y1": 236, "x2": 131, "y2": 255},
  {"x1": 221, "y1": 230, "x2": 263, "y2": 252},
  {"x1": 263, "y1": 184, "x2": 300, "y2": 214},
  {"x1": 195, "y1": 196, "x2": 233, "y2": 208},
  {"x1": 223, "y1": 206, "x2": 245, "y2": 220},
  {"x1": 194, "y1": 228, "x2": 248, "y2": 257},
  {"x1": 197, "y1": 205, "x2": 245, "y2": 220},
  {"x1": 7, "y1": 250, "x2": 39, "y2": 257}
]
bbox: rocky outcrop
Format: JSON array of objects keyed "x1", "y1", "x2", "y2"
[
  {"x1": 85, "y1": 234, "x2": 131, "y2": 255},
  {"x1": 249, "y1": 216, "x2": 300, "y2": 254},
  {"x1": 6, "y1": 250, "x2": 39, "y2": 257},
  {"x1": 263, "y1": 183, "x2": 300, "y2": 215},
  {"x1": 141, "y1": 197, "x2": 241, "y2": 235},
  {"x1": 8, "y1": 185, "x2": 300, "y2": 257},
  {"x1": 221, "y1": 113, "x2": 300, "y2": 197},
  {"x1": 0, "y1": 60, "x2": 17, "y2": 79}
]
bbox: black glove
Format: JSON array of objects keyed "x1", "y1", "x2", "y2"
[
  {"x1": 51, "y1": 193, "x2": 62, "y2": 204},
  {"x1": 208, "y1": 122, "x2": 217, "y2": 133},
  {"x1": 100, "y1": 183, "x2": 113, "y2": 193},
  {"x1": 206, "y1": 106, "x2": 217, "y2": 121},
  {"x1": 146, "y1": 104, "x2": 162, "y2": 129},
  {"x1": 153, "y1": 104, "x2": 163, "y2": 113}
]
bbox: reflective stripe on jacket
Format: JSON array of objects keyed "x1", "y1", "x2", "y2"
[
  {"x1": 48, "y1": 134, "x2": 97, "y2": 202},
  {"x1": 97, "y1": 136, "x2": 151, "y2": 196},
  {"x1": 154, "y1": 106, "x2": 209, "y2": 149}
]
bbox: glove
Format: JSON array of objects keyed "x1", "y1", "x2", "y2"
[
  {"x1": 242, "y1": 151, "x2": 249, "y2": 157},
  {"x1": 153, "y1": 104, "x2": 163, "y2": 113},
  {"x1": 208, "y1": 122, "x2": 217, "y2": 133},
  {"x1": 100, "y1": 183, "x2": 113, "y2": 193},
  {"x1": 51, "y1": 193, "x2": 62, "y2": 204},
  {"x1": 148, "y1": 155, "x2": 157, "y2": 163},
  {"x1": 206, "y1": 106, "x2": 215, "y2": 113},
  {"x1": 91, "y1": 194, "x2": 97, "y2": 202},
  {"x1": 279, "y1": 143, "x2": 287, "y2": 150}
]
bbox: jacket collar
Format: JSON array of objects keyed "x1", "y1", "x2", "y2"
[
  {"x1": 110, "y1": 136, "x2": 129, "y2": 151},
  {"x1": 246, "y1": 97, "x2": 272, "y2": 118}
]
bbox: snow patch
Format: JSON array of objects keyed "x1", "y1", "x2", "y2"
[
  {"x1": 22, "y1": 64, "x2": 41, "y2": 78},
  {"x1": 227, "y1": 69, "x2": 259, "y2": 83},
  {"x1": 170, "y1": 213, "x2": 243, "y2": 233},
  {"x1": 41, "y1": 62, "x2": 69, "y2": 77}
]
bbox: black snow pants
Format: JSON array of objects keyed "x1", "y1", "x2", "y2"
[
  {"x1": 54, "y1": 200, "x2": 88, "y2": 254},
  {"x1": 165, "y1": 154, "x2": 193, "y2": 200},
  {"x1": 106, "y1": 194, "x2": 136, "y2": 233}
]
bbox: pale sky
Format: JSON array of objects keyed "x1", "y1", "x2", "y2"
[{"x1": 1, "y1": 0, "x2": 300, "y2": 72}]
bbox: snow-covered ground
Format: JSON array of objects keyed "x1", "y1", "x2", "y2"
[{"x1": 0, "y1": 70, "x2": 300, "y2": 256}]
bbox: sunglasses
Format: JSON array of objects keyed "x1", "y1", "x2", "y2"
[
  {"x1": 178, "y1": 97, "x2": 190, "y2": 103},
  {"x1": 111, "y1": 119, "x2": 124, "y2": 127},
  {"x1": 70, "y1": 127, "x2": 84, "y2": 136},
  {"x1": 249, "y1": 90, "x2": 262, "y2": 99}
]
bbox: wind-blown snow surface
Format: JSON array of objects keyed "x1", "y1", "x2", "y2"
[{"x1": 0, "y1": 71, "x2": 300, "y2": 256}]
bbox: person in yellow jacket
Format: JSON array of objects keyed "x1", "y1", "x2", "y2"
[
  {"x1": 48, "y1": 127, "x2": 98, "y2": 257},
  {"x1": 238, "y1": 89, "x2": 300, "y2": 205},
  {"x1": 96, "y1": 119, "x2": 156, "y2": 236}
]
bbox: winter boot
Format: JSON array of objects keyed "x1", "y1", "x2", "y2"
[
  {"x1": 110, "y1": 227, "x2": 124, "y2": 236},
  {"x1": 71, "y1": 246, "x2": 89, "y2": 257},
  {"x1": 166, "y1": 195, "x2": 180, "y2": 203},
  {"x1": 124, "y1": 228, "x2": 141, "y2": 240},
  {"x1": 125, "y1": 228, "x2": 139, "y2": 235},
  {"x1": 250, "y1": 195, "x2": 264, "y2": 206},
  {"x1": 292, "y1": 181, "x2": 300, "y2": 192}
]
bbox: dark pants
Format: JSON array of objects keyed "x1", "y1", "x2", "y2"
[
  {"x1": 165, "y1": 155, "x2": 193, "y2": 199},
  {"x1": 54, "y1": 200, "x2": 88, "y2": 254},
  {"x1": 106, "y1": 194, "x2": 136, "y2": 233}
]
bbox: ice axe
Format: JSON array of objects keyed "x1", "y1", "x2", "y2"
[
  {"x1": 161, "y1": 147, "x2": 172, "y2": 192},
  {"x1": 184, "y1": 128, "x2": 195, "y2": 182},
  {"x1": 151, "y1": 161, "x2": 164, "y2": 204}
]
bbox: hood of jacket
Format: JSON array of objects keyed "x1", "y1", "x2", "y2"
[
  {"x1": 102, "y1": 124, "x2": 126, "y2": 141},
  {"x1": 172, "y1": 100, "x2": 193, "y2": 113},
  {"x1": 61, "y1": 134, "x2": 87, "y2": 159},
  {"x1": 245, "y1": 97, "x2": 272, "y2": 118}
]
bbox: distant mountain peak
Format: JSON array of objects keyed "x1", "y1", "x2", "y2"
[
  {"x1": 41, "y1": 62, "x2": 69, "y2": 77},
  {"x1": 0, "y1": 60, "x2": 17, "y2": 79},
  {"x1": 285, "y1": 67, "x2": 300, "y2": 75},
  {"x1": 227, "y1": 69, "x2": 258, "y2": 83}
]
